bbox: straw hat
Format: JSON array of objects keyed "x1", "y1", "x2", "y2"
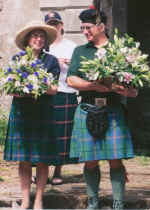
[{"x1": 15, "y1": 21, "x2": 57, "y2": 50}]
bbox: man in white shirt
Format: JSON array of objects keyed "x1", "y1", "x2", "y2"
[{"x1": 44, "y1": 11, "x2": 78, "y2": 185}]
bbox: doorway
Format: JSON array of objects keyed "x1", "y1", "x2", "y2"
[
  {"x1": 127, "y1": 1, "x2": 150, "y2": 156},
  {"x1": 128, "y1": 1, "x2": 150, "y2": 55}
]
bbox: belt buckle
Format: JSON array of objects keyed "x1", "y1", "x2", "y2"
[{"x1": 95, "y1": 98, "x2": 107, "y2": 107}]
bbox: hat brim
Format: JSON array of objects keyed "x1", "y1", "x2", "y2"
[{"x1": 15, "y1": 24, "x2": 57, "y2": 50}]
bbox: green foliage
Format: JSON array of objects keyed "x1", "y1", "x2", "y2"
[
  {"x1": 137, "y1": 156, "x2": 150, "y2": 166},
  {"x1": 0, "y1": 176, "x2": 4, "y2": 182},
  {"x1": 0, "y1": 109, "x2": 8, "y2": 146}
]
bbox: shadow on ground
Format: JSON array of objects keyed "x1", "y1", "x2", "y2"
[
  {"x1": 1, "y1": 189, "x2": 150, "y2": 209},
  {"x1": 1, "y1": 161, "x2": 150, "y2": 209}
]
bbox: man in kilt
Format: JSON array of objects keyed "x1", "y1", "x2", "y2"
[
  {"x1": 67, "y1": 7, "x2": 138, "y2": 210},
  {"x1": 44, "y1": 11, "x2": 78, "y2": 185}
]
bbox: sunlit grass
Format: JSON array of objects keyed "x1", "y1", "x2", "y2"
[
  {"x1": 136, "y1": 156, "x2": 150, "y2": 166},
  {"x1": 0, "y1": 108, "x2": 8, "y2": 147},
  {"x1": 0, "y1": 176, "x2": 4, "y2": 182}
]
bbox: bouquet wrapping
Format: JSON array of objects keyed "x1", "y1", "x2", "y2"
[
  {"x1": 79, "y1": 29, "x2": 150, "y2": 89},
  {"x1": 0, "y1": 47, "x2": 58, "y2": 99}
]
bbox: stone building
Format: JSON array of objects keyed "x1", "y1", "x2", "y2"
[
  {"x1": 0, "y1": 0, "x2": 119, "y2": 66},
  {"x1": 0, "y1": 0, "x2": 94, "y2": 65},
  {"x1": 1, "y1": 0, "x2": 150, "y2": 64},
  {"x1": 1, "y1": 0, "x2": 150, "y2": 150}
]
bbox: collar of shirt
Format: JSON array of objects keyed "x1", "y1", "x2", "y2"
[{"x1": 86, "y1": 41, "x2": 96, "y2": 48}]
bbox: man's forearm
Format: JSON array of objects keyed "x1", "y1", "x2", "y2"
[{"x1": 67, "y1": 76, "x2": 95, "y2": 91}]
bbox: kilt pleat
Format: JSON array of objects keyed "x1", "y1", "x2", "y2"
[
  {"x1": 70, "y1": 103, "x2": 134, "y2": 162},
  {"x1": 4, "y1": 96, "x2": 57, "y2": 164},
  {"x1": 51, "y1": 92, "x2": 78, "y2": 165}
]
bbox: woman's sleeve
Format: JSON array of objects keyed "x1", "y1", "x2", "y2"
[
  {"x1": 50, "y1": 56, "x2": 60, "y2": 80},
  {"x1": 45, "y1": 54, "x2": 60, "y2": 80}
]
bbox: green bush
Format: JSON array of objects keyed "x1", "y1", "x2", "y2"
[
  {"x1": 137, "y1": 156, "x2": 150, "y2": 166},
  {"x1": 0, "y1": 109, "x2": 8, "y2": 146},
  {"x1": 0, "y1": 118, "x2": 8, "y2": 146}
]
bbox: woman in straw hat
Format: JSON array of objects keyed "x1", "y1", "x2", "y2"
[{"x1": 4, "y1": 21, "x2": 60, "y2": 209}]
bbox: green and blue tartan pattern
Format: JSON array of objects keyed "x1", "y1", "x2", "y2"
[
  {"x1": 4, "y1": 96, "x2": 57, "y2": 164},
  {"x1": 51, "y1": 92, "x2": 78, "y2": 165},
  {"x1": 70, "y1": 104, "x2": 134, "y2": 162}
]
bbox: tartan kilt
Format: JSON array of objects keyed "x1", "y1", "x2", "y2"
[
  {"x1": 70, "y1": 103, "x2": 134, "y2": 162},
  {"x1": 51, "y1": 92, "x2": 78, "y2": 165},
  {"x1": 4, "y1": 96, "x2": 57, "y2": 164}
]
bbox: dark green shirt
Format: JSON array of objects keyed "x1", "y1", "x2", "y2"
[
  {"x1": 67, "y1": 41, "x2": 121, "y2": 106},
  {"x1": 67, "y1": 42, "x2": 97, "y2": 79}
]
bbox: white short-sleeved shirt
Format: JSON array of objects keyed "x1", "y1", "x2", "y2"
[{"x1": 50, "y1": 38, "x2": 77, "y2": 93}]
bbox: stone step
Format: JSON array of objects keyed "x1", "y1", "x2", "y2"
[{"x1": 1, "y1": 192, "x2": 150, "y2": 209}]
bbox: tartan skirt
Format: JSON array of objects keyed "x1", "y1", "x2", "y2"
[
  {"x1": 51, "y1": 92, "x2": 78, "y2": 165},
  {"x1": 70, "y1": 103, "x2": 134, "y2": 162},
  {"x1": 4, "y1": 96, "x2": 57, "y2": 164}
]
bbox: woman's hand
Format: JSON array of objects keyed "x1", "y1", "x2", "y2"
[
  {"x1": 9, "y1": 93, "x2": 21, "y2": 97},
  {"x1": 46, "y1": 85, "x2": 58, "y2": 95},
  {"x1": 9, "y1": 93, "x2": 34, "y2": 98}
]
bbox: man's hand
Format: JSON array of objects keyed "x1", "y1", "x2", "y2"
[
  {"x1": 112, "y1": 84, "x2": 138, "y2": 97},
  {"x1": 64, "y1": 58, "x2": 70, "y2": 65},
  {"x1": 92, "y1": 81, "x2": 111, "y2": 92},
  {"x1": 58, "y1": 58, "x2": 70, "y2": 67}
]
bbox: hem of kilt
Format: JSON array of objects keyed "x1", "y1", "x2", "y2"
[
  {"x1": 70, "y1": 152, "x2": 134, "y2": 162},
  {"x1": 4, "y1": 156, "x2": 79, "y2": 165},
  {"x1": 3, "y1": 157, "x2": 61, "y2": 165}
]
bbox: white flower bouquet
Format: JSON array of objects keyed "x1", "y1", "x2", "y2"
[
  {"x1": 79, "y1": 29, "x2": 150, "y2": 88},
  {"x1": 0, "y1": 47, "x2": 58, "y2": 99}
]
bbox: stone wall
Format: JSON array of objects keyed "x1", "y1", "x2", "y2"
[
  {"x1": 0, "y1": 0, "x2": 43, "y2": 113},
  {"x1": 0, "y1": 0, "x2": 43, "y2": 64}
]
